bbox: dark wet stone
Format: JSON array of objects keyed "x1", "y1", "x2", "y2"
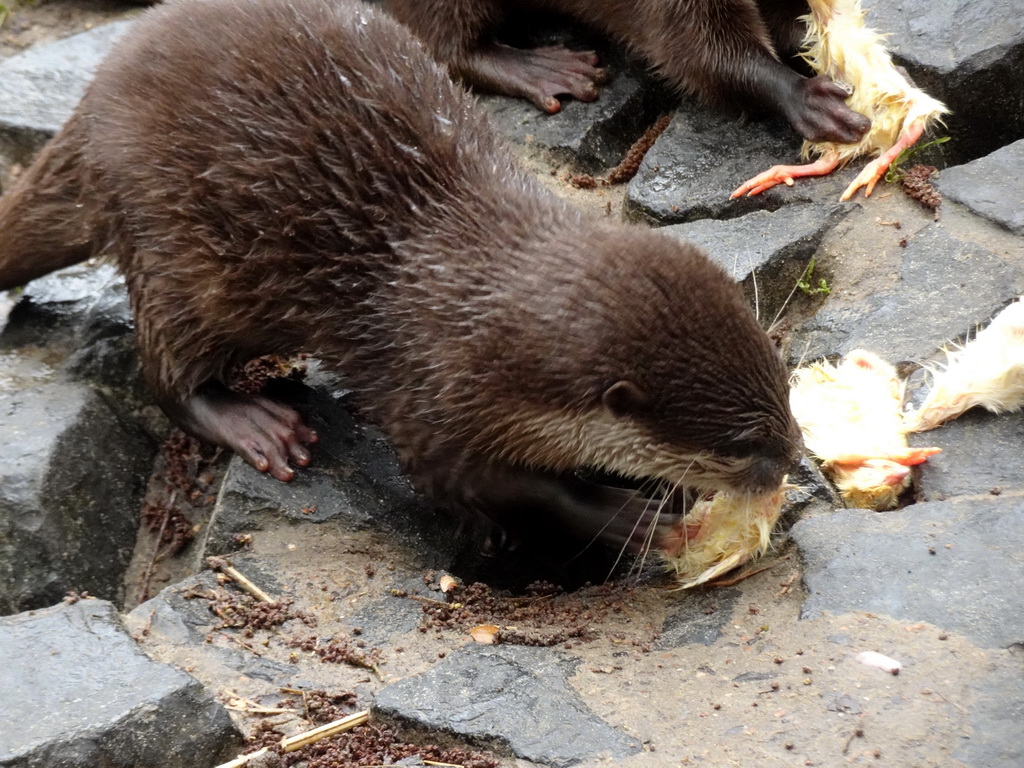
[
  {"x1": 792, "y1": 497, "x2": 1024, "y2": 649},
  {"x1": 347, "y1": 595, "x2": 423, "y2": 649},
  {"x1": 789, "y1": 223, "x2": 1024, "y2": 364},
  {"x1": 0, "y1": 381, "x2": 153, "y2": 614},
  {"x1": 0, "y1": 263, "x2": 126, "y2": 349},
  {"x1": 862, "y1": 0, "x2": 1024, "y2": 164},
  {"x1": 663, "y1": 204, "x2": 849, "y2": 323},
  {"x1": 910, "y1": 409, "x2": 1024, "y2": 501},
  {"x1": 0, "y1": 21, "x2": 132, "y2": 174},
  {"x1": 205, "y1": 381, "x2": 458, "y2": 564},
  {"x1": 0, "y1": 599, "x2": 241, "y2": 767},
  {"x1": 955, "y1": 655, "x2": 1024, "y2": 768},
  {"x1": 658, "y1": 587, "x2": 740, "y2": 647},
  {"x1": 624, "y1": 104, "x2": 860, "y2": 225},
  {"x1": 374, "y1": 644, "x2": 642, "y2": 766},
  {"x1": 938, "y1": 139, "x2": 1024, "y2": 236}
]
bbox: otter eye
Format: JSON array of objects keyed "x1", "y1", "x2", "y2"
[{"x1": 602, "y1": 380, "x2": 647, "y2": 416}]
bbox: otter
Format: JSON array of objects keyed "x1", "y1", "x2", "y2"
[
  {"x1": 382, "y1": 0, "x2": 872, "y2": 145},
  {"x1": 0, "y1": 0, "x2": 801, "y2": 553}
]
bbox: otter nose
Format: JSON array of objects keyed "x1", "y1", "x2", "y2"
[{"x1": 746, "y1": 452, "x2": 797, "y2": 493}]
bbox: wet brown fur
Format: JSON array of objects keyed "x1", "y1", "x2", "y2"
[{"x1": 0, "y1": 0, "x2": 800, "y2": 547}]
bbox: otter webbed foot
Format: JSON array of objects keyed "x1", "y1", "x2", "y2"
[
  {"x1": 168, "y1": 383, "x2": 318, "y2": 482},
  {"x1": 463, "y1": 43, "x2": 605, "y2": 113}
]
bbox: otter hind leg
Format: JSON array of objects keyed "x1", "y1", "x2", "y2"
[{"x1": 0, "y1": 114, "x2": 97, "y2": 291}]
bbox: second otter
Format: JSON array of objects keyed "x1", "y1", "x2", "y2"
[{"x1": 0, "y1": 0, "x2": 801, "y2": 551}]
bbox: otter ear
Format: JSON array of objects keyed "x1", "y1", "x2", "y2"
[{"x1": 602, "y1": 380, "x2": 647, "y2": 417}]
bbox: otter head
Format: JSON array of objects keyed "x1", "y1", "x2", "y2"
[{"x1": 466, "y1": 226, "x2": 802, "y2": 499}]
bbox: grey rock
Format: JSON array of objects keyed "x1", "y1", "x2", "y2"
[
  {"x1": 792, "y1": 497, "x2": 1024, "y2": 648},
  {"x1": 374, "y1": 644, "x2": 642, "y2": 766},
  {"x1": 862, "y1": 0, "x2": 1024, "y2": 164},
  {"x1": 658, "y1": 587, "x2": 740, "y2": 647},
  {"x1": 204, "y1": 382, "x2": 459, "y2": 562},
  {"x1": 0, "y1": 381, "x2": 153, "y2": 614},
  {"x1": 911, "y1": 408, "x2": 1024, "y2": 501},
  {"x1": 0, "y1": 600, "x2": 241, "y2": 768},
  {"x1": 0, "y1": 21, "x2": 133, "y2": 175},
  {"x1": 663, "y1": 204, "x2": 849, "y2": 322},
  {"x1": 625, "y1": 105, "x2": 858, "y2": 225},
  {"x1": 938, "y1": 139, "x2": 1024, "y2": 235},
  {"x1": 954, "y1": 654, "x2": 1024, "y2": 768},
  {"x1": 789, "y1": 223, "x2": 1024, "y2": 363}
]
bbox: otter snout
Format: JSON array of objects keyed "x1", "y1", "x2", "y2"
[{"x1": 743, "y1": 452, "x2": 799, "y2": 494}]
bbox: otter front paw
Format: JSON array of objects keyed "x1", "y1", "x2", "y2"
[{"x1": 788, "y1": 75, "x2": 871, "y2": 144}]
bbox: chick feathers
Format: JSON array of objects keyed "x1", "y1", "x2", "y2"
[
  {"x1": 661, "y1": 486, "x2": 786, "y2": 589},
  {"x1": 789, "y1": 349, "x2": 940, "y2": 510},
  {"x1": 801, "y1": 0, "x2": 948, "y2": 165},
  {"x1": 907, "y1": 298, "x2": 1024, "y2": 432}
]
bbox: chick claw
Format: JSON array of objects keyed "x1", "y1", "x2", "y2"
[
  {"x1": 731, "y1": 153, "x2": 842, "y2": 198},
  {"x1": 840, "y1": 121, "x2": 926, "y2": 201}
]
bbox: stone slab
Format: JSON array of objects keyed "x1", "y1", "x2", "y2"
[
  {"x1": 663, "y1": 203, "x2": 848, "y2": 321},
  {"x1": 790, "y1": 223, "x2": 1024, "y2": 363},
  {"x1": 374, "y1": 644, "x2": 642, "y2": 766},
  {"x1": 938, "y1": 139, "x2": 1024, "y2": 236},
  {"x1": 792, "y1": 497, "x2": 1024, "y2": 648},
  {"x1": 0, "y1": 600, "x2": 241, "y2": 767}
]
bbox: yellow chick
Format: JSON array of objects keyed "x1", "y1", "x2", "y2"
[
  {"x1": 907, "y1": 298, "x2": 1024, "y2": 432},
  {"x1": 789, "y1": 349, "x2": 940, "y2": 510},
  {"x1": 732, "y1": 0, "x2": 949, "y2": 201},
  {"x1": 660, "y1": 486, "x2": 786, "y2": 589}
]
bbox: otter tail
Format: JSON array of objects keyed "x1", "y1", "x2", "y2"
[{"x1": 0, "y1": 113, "x2": 96, "y2": 291}]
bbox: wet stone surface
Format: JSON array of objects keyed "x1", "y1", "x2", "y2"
[
  {"x1": 0, "y1": 599, "x2": 241, "y2": 767},
  {"x1": 938, "y1": 139, "x2": 1024, "y2": 236},
  {"x1": 0, "y1": 381, "x2": 152, "y2": 614},
  {"x1": 793, "y1": 497, "x2": 1024, "y2": 649},
  {"x1": 374, "y1": 645, "x2": 643, "y2": 766}
]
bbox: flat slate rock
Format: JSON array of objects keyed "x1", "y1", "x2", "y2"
[
  {"x1": 0, "y1": 20, "x2": 132, "y2": 163},
  {"x1": 910, "y1": 408, "x2": 1024, "y2": 501},
  {"x1": 789, "y1": 223, "x2": 1024, "y2": 363},
  {"x1": 658, "y1": 587, "x2": 740, "y2": 647},
  {"x1": 938, "y1": 139, "x2": 1024, "y2": 236},
  {"x1": 625, "y1": 104, "x2": 860, "y2": 225},
  {"x1": 792, "y1": 497, "x2": 1024, "y2": 649},
  {"x1": 0, "y1": 381, "x2": 153, "y2": 614},
  {"x1": 862, "y1": 0, "x2": 1024, "y2": 164},
  {"x1": 663, "y1": 203, "x2": 847, "y2": 321},
  {"x1": 374, "y1": 644, "x2": 642, "y2": 766},
  {"x1": 955, "y1": 658, "x2": 1024, "y2": 768},
  {"x1": 0, "y1": 599, "x2": 240, "y2": 768}
]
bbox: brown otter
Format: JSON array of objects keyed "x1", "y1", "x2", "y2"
[
  {"x1": 0, "y1": 0, "x2": 801, "y2": 552},
  {"x1": 383, "y1": 0, "x2": 872, "y2": 144}
]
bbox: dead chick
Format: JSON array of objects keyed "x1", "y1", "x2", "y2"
[
  {"x1": 789, "y1": 349, "x2": 939, "y2": 510},
  {"x1": 732, "y1": 0, "x2": 948, "y2": 201}
]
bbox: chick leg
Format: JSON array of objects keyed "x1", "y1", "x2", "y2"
[
  {"x1": 840, "y1": 121, "x2": 925, "y2": 200},
  {"x1": 731, "y1": 150, "x2": 841, "y2": 198}
]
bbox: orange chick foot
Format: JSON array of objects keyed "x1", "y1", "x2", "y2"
[
  {"x1": 840, "y1": 122, "x2": 926, "y2": 200},
  {"x1": 731, "y1": 152, "x2": 842, "y2": 198}
]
